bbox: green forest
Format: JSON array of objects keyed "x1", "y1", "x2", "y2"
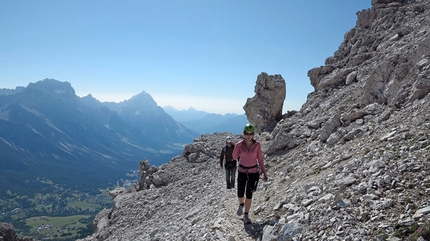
[{"x1": 0, "y1": 178, "x2": 113, "y2": 241}]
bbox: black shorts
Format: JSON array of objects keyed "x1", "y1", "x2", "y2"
[{"x1": 237, "y1": 171, "x2": 259, "y2": 199}]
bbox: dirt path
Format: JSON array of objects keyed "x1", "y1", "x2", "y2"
[{"x1": 214, "y1": 169, "x2": 263, "y2": 241}]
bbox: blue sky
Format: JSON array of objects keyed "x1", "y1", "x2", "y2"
[{"x1": 0, "y1": 1, "x2": 371, "y2": 114}]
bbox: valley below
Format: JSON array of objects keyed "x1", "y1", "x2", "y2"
[{"x1": 0, "y1": 178, "x2": 117, "y2": 241}]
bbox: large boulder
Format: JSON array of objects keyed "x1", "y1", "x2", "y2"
[{"x1": 243, "y1": 72, "x2": 286, "y2": 133}]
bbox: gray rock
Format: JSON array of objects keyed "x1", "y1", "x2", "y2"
[{"x1": 244, "y1": 72, "x2": 286, "y2": 133}]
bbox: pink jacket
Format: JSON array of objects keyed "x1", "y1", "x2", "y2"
[{"x1": 233, "y1": 139, "x2": 267, "y2": 179}]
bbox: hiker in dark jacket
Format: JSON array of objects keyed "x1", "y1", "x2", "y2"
[{"x1": 220, "y1": 136, "x2": 237, "y2": 189}]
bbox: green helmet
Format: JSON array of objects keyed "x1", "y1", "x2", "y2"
[{"x1": 243, "y1": 123, "x2": 255, "y2": 133}]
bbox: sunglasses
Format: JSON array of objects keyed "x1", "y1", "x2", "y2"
[{"x1": 244, "y1": 132, "x2": 254, "y2": 136}]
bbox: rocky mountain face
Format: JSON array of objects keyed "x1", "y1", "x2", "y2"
[
  {"x1": 102, "y1": 92, "x2": 198, "y2": 143},
  {"x1": 0, "y1": 79, "x2": 195, "y2": 195},
  {"x1": 77, "y1": 1, "x2": 430, "y2": 241},
  {"x1": 244, "y1": 72, "x2": 286, "y2": 133}
]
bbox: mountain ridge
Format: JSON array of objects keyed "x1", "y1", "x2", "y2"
[
  {"x1": 0, "y1": 79, "x2": 196, "y2": 196},
  {"x1": 163, "y1": 106, "x2": 248, "y2": 134}
]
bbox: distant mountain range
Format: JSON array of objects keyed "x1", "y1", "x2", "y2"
[
  {"x1": 0, "y1": 79, "x2": 196, "y2": 195},
  {"x1": 83, "y1": 92, "x2": 197, "y2": 144},
  {"x1": 163, "y1": 106, "x2": 248, "y2": 134},
  {"x1": 0, "y1": 79, "x2": 249, "y2": 196}
]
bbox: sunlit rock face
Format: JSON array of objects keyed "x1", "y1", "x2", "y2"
[{"x1": 243, "y1": 72, "x2": 286, "y2": 133}]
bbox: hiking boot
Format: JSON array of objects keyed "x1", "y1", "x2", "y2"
[
  {"x1": 236, "y1": 204, "x2": 244, "y2": 216},
  {"x1": 243, "y1": 214, "x2": 251, "y2": 224}
]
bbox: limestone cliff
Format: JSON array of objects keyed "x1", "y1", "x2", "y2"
[{"x1": 244, "y1": 72, "x2": 286, "y2": 133}]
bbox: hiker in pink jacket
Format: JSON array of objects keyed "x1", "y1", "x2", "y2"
[{"x1": 232, "y1": 123, "x2": 268, "y2": 224}]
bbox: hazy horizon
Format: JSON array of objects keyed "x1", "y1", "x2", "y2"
[{"x1": 1, "y1": 1, "x2": 372, "y2": 114}]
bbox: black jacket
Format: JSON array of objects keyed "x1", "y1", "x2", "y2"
[{"x1": 220, "y1": 144, "x2": 237, "y2": 169}]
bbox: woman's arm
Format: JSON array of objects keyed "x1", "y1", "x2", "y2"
[
  {"x1": 256, "y1": 143, "x2": 268, "y2": 179},
  {"x1": 232, "y1": 142, "x2": 241, "y2": 161}
]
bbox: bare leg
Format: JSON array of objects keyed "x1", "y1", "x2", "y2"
[{"x1": 244, "y1": 198, "x2": 252, "y2": 213}]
